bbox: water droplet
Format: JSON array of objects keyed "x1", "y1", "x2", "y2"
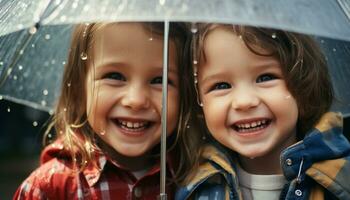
[
  {"x1": 332, "y1": 48, "x2": 337, "y2": 52},
  {"x1": 49, "y1": 110, "x2": 54, "y2": 115},
  {"x1": 31, "y1": 44, "x2": 35, "y2": 48},
  {"x1": 19, "y1": 49, "x2": 24, "y2": 55},
  {"x1": 33, "y1": 121, "x2": 38, "y2": 127},
  {"x1": 13, "y1": 75, "x2": 17, "y2": 80},
  {"x1": 191, "y1": 25, "x2": 198, "y2": 34},
  {"x1": 193, "y1": 60, "x2": 198, "y2": 65},
  {"x1": 159, "y1": 0, "x2": 166, "y2": 5},
  {"x1": 63, "y1": 108, "x2": 67, "y2": 112},
  {"x1": 7, "y1": 107, "x2": 11, "y2": 112},
  {"x1": 186, "y1": 125, "x2": 190, "y2": 129},
  {"x1": 0, "y1": 61, "x2": 3, "y2": 66},
  {"x1": 67, "y1": 83, "x2": 71, "y2": 87},
  {"x1": 48, "y1": 133, "x2": 52, "y2": 138},
  {"x1": 54, "y1": 0, "x2": 61, "y2": 5},
  {"x1": 271, "y1": 33, "x2": 277, "y2": 39},
  {"x1": 72, "y1": 2, "x2": 78, "y2": 8},
  {"x1": 18, "y1": 65, "x2": 23, "y2": 70},
  {"x1": 7, "y1": 68, "x2": 12, "y2": 75},
  {"x1": 43, "y1": 89, "x2": 49, "y2": 95},
  {"x1": 149, "y1": 37, "x2": 153, "y2": 41},
  {"x1": 60, "y1": 15, "x2": 67, "y2": 22},
  {"x1": 62, "y1": 61, "x2": 66, "y2": 65},
  {"x1": 83, "y1": 5, "x2": 90, "y2": 11},
  {"x1": 100, "y1": 130, "x2": 106, "y2": 135},
  {"x1": 238, "y1": 35, "x2": 243, "y2": 39},
  {"x1": 45, "y1": 34, "x2": 51, "y2": 40},
  {"x1": 80, "y1": 52, "x2": 88, "y2": 60},
  {"x1": 41, "y1": 100, "x2": 47, "y2": 106},
  {"x1": 28, "y1": 26, "x2": 37, "y2": 35},
  {"x1": 0, "y1": 95, "x2": 3, "y2": 100}
]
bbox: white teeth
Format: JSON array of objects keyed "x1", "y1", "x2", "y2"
[
  {"x1": 251, "y1": 122, "x2": 257, "y2": 127},
  {"x1": 118, "y1": 120, "x2": 148, "y2": 129},
  {"x1": 235, "y1": 119, "x2": 269, "y2": 130}
]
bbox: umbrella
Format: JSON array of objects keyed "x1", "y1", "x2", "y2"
[
  {"x1": 1, "y1": 0, "x2": 350, "y2": 112},
  {"x1": 1, "y1": 0, "x2": 350, "y2": 198}
]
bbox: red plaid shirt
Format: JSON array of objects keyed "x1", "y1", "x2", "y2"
[{"x1": 13, "y1": 142, "x2": 176, "y2": 200}]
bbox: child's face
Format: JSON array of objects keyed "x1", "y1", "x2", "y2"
[
  {"x1": 198, "y1": 27, "x2": 298, "y2": 159},
  {"x1": 86, "y1": 23, "x2": 179, "y2": 157}
]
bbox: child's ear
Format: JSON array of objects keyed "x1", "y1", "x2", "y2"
[{"x1": 315, "y1": 112, "x2": 343, "y2": 132}]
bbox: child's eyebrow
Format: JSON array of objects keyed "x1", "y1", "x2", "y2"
[
  {"x1": 200, "y1": 72, "x2": 227, "y2": 84},
  {"x1": 94, "y1": 61, "x2": 178, "y2": 74},
  {"x1": 251, "y1": 59, "x2": 280, "y2": 69}
]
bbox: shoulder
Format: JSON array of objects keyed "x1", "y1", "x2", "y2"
[
  {"x1": 307, "y1": 156, "x2": 350, "y2": 200},
  {"x1": 175, "y1": 144, "x2": 235, "y2": 200},
  {"x1": 13, "y1": 157, "x2": 79, "y2": 200}
]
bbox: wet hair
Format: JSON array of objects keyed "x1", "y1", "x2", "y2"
[
  {"x1": 193, "y1": 23, "x2": 334, "y2": 139},
  {"x1": 43, "y1": 22, "x2": 197, "y2": 182}
]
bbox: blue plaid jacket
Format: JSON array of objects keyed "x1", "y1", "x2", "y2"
[{"x1": 176, "y1": 113, "x2": 350, "y2": 200}]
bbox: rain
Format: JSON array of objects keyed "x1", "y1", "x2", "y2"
[{"x1": 0, "y1": 0, "x2": 350, "y2": 199}]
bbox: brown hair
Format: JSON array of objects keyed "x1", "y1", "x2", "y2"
[
  {"x1": 193, "y1": 23, "x2": 334, "y2": 139},
  {"x1": 43, "y1": 22, "x2": 197, "y2": 183},
  {"x1": 179, "y1": 23, "x2": 335, "y2": 184}
]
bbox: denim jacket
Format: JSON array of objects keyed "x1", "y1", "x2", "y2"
[{"x1": 176, "y1": 113, "x2": 350, "y2": 200}]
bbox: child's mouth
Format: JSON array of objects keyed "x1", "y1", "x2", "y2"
[
  {"x1": 232, "y1": 119, "x2": 271, "y2": 133},
  {"x1": 114, "y1": 119, "x2": 153, "y2": 132}
]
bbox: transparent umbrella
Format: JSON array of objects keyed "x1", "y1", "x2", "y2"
[{"x1": 1, "y1": 0, "x2": 350, "y2": 198}]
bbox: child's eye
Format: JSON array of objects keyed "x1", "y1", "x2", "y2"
[
  {"x1": 256, "y1": 74, "x2": 277, "y2": 83},
  {"x1": 211, "y1": 82, "x2": 231, "y2": 91},
  {"x1": 151, "y1": 76, "x2": 174, "y2": 85},
  {"x1": 103, "y1": 72, "x2": 126, "y2": 81}
]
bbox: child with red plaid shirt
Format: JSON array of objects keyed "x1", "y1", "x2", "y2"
[{"x1": 14, "y1": 22, "x2": 194, "y2": 200}]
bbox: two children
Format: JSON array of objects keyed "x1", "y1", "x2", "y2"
[
  {"x1": 13, "y1": 22, "x2": 197, "y2": 199},
  {"x1": 14, "y1": 22, "x2": 350, "y2": 200},
  {"x1": 176, "y1": 24, "x2": 350, "y2": 200}
]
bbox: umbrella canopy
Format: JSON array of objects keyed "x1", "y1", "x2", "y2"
[
  {"x1": 1, "y1": 0, "x2": 350, "y2": 40},
  {"x1": 1, "y1": 0, "x2": 350, "y2": 112}
]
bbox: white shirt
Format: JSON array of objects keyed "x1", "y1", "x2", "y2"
[{"x1": 237, "y1": 164, "x2": 287, "y2": 200}]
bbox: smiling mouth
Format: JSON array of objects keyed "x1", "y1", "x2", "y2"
[
  {"x1": 232, "y1": 119, "x2": 271, "y2": 133},
  {"x1": 114, "y1": 119, "x2": 153, "y2": 132}
]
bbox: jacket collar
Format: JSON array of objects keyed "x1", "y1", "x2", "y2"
[{"x1": 281, "y1": 112, "x2": 350, "y2": 181}]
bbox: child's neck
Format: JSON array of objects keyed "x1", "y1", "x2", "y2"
[
  {"x1": 98, "y1": 140, "x2": 154, "y2": 171},
  {"x1": 238, "y1": 150, "x2": 283, "y2": 174},
  {"x1": 238, "y1": 135, "x2": 298, "y2": 175}
]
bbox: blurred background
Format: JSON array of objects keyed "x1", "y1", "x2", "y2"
[
  {"x1": 0, "y1": 99, "x2": 350, "y2": 199},
  {"x1": 0, "y1": 99, "x2": 49, "y2": 200}
]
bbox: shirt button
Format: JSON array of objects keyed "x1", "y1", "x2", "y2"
[
  {"x1": 134, "y1": 187, "x2": 142, "y2": 198},
  {"x1": 295, "y1": 189, "x2": 302, "y2": 196},
  {"x1": 286, "y1": 158, "x2": 293, "y2": 166}
]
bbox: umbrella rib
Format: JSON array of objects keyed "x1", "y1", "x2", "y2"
[
  {"x1": 0, "y1": 0, "x2": 54, "y2": 89},
  {"x1": 0, "y1": 30, "x2": 36, "y2": 89},
  {"x1": 336, "y1": 0, "x2": 350, "y2": 23}
]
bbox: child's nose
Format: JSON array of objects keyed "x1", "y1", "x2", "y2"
[
  {"x1": 231, "y1": 88, "x2": 260, "y2": 111},
  {"x1": 121, "y1": 85, "x2": 150, "y2": 110}
]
